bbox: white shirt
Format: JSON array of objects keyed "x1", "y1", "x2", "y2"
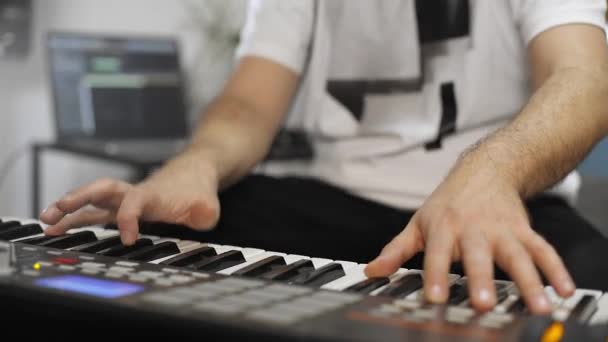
[{"x1": 235, "y1": 0, "x2": 607, "y2": 210}]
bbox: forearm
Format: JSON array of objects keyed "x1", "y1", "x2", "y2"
[
  {"x1": 454, "y1": 66, "x2": 608, "y2": 198},
  {"x1": 175, "y1": 94, "x2": 281, "y2": 190}
]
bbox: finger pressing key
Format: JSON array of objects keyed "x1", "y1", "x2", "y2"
[
  {"x1": 423, "y1": 230, "x2": 455, "y2": 303},
  {"x1": 459, "y1": 231, "x2": 495, "y2": 311},
  {"x1": 523, "y1": 233, "x2": 575, "y2": 298},
  {"x1": 495, "y1": 234, "x2": 552, "y2": 315}
]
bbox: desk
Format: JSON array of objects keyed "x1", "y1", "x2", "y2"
[{"x1": 31, "y1": 142, "x2": 165, "y2": 217}]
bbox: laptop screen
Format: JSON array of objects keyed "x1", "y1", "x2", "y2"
[{"x1": 47, "y1": 32, "x2": 188, "y2": 140}]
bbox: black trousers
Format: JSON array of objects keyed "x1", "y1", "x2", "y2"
[{"x1": 141, "y1": 175, "x2": 608, "y2": 290}]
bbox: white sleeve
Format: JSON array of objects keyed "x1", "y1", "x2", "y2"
[
  {"x1": 234, "y1": 0, "x2": 315, "y2": 74},
  {"x1": 512, "y1": 0, "x2": 607, "y2": 45}
]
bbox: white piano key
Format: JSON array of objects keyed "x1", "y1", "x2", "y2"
[
  {"x1": 284, "y1": 254, "x2": 309, "y2": 264},
  {"x1": 311, "y1": 258, "x2": 333, "y2": 269},
  {"x1": 545, "y1": 286, "x2": 603, "y2": 310},
  {"x1": 334, "y1": 260, "x2": 358, "y2": 271},
  {"x1": 590, "y1": 293, "x2": 608, "y2": 325}
]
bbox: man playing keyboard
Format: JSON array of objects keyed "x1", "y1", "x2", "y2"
[{"x1": 39, "y1": 0, "x2": 608, "y2": 316}]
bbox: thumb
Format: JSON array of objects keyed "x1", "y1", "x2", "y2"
[
  {"x1": 365, "y1": 221, "x2": 423, "y2": 277},
  {"x1": 116, "y1": 189, "x2": 146, "y2": 245}
]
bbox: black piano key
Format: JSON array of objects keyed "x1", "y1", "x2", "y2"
[
  {"x1": 0, "y1": 224, "x2": 43, "y2": 241},
  {"x1": 18, "y1": 235, "x2": 57, "y2": 245},
  {"x1": 378, "y1": 273, "x2": 423, "y2": 298},
  {"x1": 448, "y1": 282, "x2": 469, "y2": 305},
  {"x1": 261, "y1": 259, "x2": 315, "y2": 282},
  {"x1": 122, "y1": 241, "x2": 180, "y2": 262},
  {"x1": 97, "y1": 238, "x2": 154, "y2": 257},
  {"x1": 232, "y1": 255, "x2": 286, "y2": 277},
  {"x1": 567, "y1": 295, "x2": 598, "y2": 323},
  {"x1": 191, "y1": 250, "x2": 246, "y2": 272},
  {"x1": 290, "y1": 262, "x2": 345, "y2": 287},
  {"x1": 508, "y1": 298, "x2": 527, "y2": 314},
  {"x1": 0, "y1": 221, "x2": 21, "y2": 231},
  {"x1": 159, "y1": 246, "x2": 217, "y2": 267},
  {"x1": 71, "y1": 236, "x2": 123, "y2": 253},
  {"x1": 38, "y1": 230, "x2": 97, "y2": 249},
  {"x1": 345, "y1": 277, "x2": 391, "y2": 294}
]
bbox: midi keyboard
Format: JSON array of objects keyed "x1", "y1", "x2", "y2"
[{"x1": 0, "y1": 216, "x2": 607, "y2": 341}]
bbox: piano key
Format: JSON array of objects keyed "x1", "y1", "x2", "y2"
[
  {"x1": 290, "y1": 262, "x2": 346, "y2": 287},
  {"x1": 70, "y1": 236, "x2": 123, "y2": 253},
  {"x1": 218, "y1": 251, "x2": 286, "y2": 276},
  {"x1": 122, "y1": 241, "x2": 180, "y2": 262},
  {"x1": 18, "y1": 235, "x2": 57, "y2": 245},
  {"x1": 37, "y1": 231, "x2": 97, "y2": 249},
  {"x1": 0, "y1": 220, "x2": 21, "y2": 231},
  {"x1": 159, "y1": 246, "x2": 217, "y2": 267},
  {"x1": 97, "y1": 238, "x2": 154, "y2": 257},
  {"x1": 232, "y1": 255, "x2": 286, "y2": 277},
  {"x1": 322, "y1": 265, "x2": 368, "y2": 291},
  {"x1": 148, "y1": 242, "x2": 204, "y2": 265},
  {"x1": 566, "y1": 294, "x2": 598, "y2": 323},
  {"x1": 378, "y1": 272, "x2": 423, "y2": 298},
  {"x1": 0, "y1": 224, "x2": 43, "y2": 241},
  {"x1": 447, "y1": 281, "x2": 469, "y2": 305},
  {"x1": 261, "y1": 259, "x2": 315, "y2": 282},
  {"x1": 334, "y1": 260, "x2": 358, "y2": 272},
  {"x1": 508, "y1": 298, "x2": 527, "y2": 314},
  {"x1": 311, "y1": 258, "x2": 334, "y2": 269},
  {"x1": 590, "y1": 293, "x2": 608, "y2": 325},
  {"x1": 345, "y1": 277, "x2": 391, "y2": 294},
  {"x1": 191, "y1": 250, "x2": 246, "y2": 272},
  {"x1": 545, "y1": 287, "x2": 603, "y2": 310}
]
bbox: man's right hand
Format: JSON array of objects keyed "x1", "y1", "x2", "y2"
[{"x1": 39, "y1": 154, "x2": 221, "y2": 245}]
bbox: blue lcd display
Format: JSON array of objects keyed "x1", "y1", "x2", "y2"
[{"x1": 35, "y1": 275, "x2": 144, "y2": 298}]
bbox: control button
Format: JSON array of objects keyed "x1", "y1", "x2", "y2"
[
  {"x1": 58, "y1": 265, "x2": 76, "y2": 271},
  {"x1": 246, "y1": 310, "x2": 300, "y2": 325},
  {"x1": 310, "y1": 291, "x2": 362, "y2": 305},
  {"x1": 53, "y1": 257, "x2": 78, "y2": 265},
  {"x1": 105, "y1": 272, "x2": 123, "y2": 279},
  {"x1": 115, "y1": 261, "x2": 140, "y2": 267},
  {"x1": 242, "y1": 289, "x2": 293, "y2": 302},
  {"x1": 81, "y1": 269, "x2": 100, "y2": 275},
  {"x1": 286, "y1": 297, "x2": 343, "y2": 312},
  {"x1": 154, "y1": 279, "x2": 174, "y2": 287},
  {"x1": 161, "y1": 268, "x2": 180, "y2": 274},
  {"x1": 214, "y1": 277, "x2": 264, "y2": 289},
  {"x1": 108, "y1": 266, "x2": 134, "y2": 274},
  {"x1": 47, "y1": 251, "x2": 63, "y2": 256},
  {"x1": 138, "y1": 271, "x2": 164, "y2": 278},
  {"x1": 377, "y1": 304, "x2": 401, "y2": 315},
  {"x1": 168, "y1": 275, "x2": 194, "y2": 284},
  {"x1": 128, "y1": 275, "x2": 149, "y2": 283},
  {"x1": 80, "y1": 262, "x2": 106, "y2": 269},
  {"x1": 22, "y1": 270, "x2": 40, "y2": 277},
  {"x1": 36, "y1": 261, "x2": 54, "y2": 268},
  {"x1": 264, "y1": 284, "x2": 313, "y2": 296},
  {"x1": 141, "y1": 293, "x2": 191, "y2": 306},
  {"x1": 23, "y1": 247, "x2": 37, "y2": 252},
  {"x1": 78, "y1": 255, "x2": 95, "y2": 261},
  {"x1": 192, "y1": 300, "x2": 246, "y2": 315},
  {"x1": 270, "y1": 302, "x2": 327, "y2": 317},
  {"x1": 224, "y1": 294, "x2": 271, "y2": 308},
  {"x1": 393, "y1": 299, "x2": 422, "y2": 310},
  {"x1": 190, "y1": 272, "x2": 209, "y2": 279}
]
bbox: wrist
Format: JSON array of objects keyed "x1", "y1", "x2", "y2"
[{"x1": 146, "y1": 146, "x2": 221, "y2": 192}]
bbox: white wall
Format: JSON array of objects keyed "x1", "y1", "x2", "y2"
[{"x1": 0, "y1": 0, "x2": 246, "y2": 218}]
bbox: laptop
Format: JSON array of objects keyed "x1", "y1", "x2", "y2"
[{"x1": 46, "y1": 31, "x2": 189, "y2": 164}]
